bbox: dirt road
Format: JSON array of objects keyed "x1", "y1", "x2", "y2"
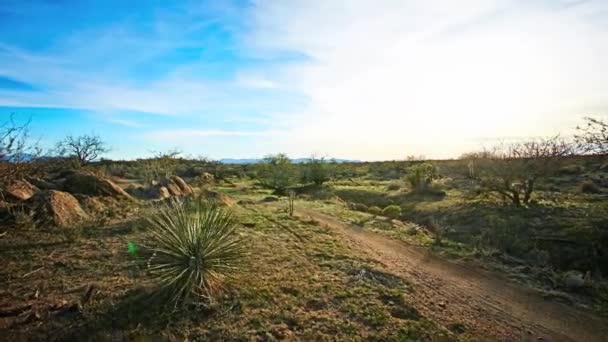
[{"x1": 296, "y1": 207, "x2": 608, "y2": 342}]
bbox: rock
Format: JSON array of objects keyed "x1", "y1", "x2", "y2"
[
  {"x1": 262, "y1": 196, "x2": 279, "y2": 202},
  {"x1": 198, "y1": 172, "x2": 214, "y2": 184},
  {"x1": 170, "y1": 176, "x2": 193, "y2": 195},
  {"x1": 33, "y1": 190, "x2": 90, "y2": 228},
  {"x1": 5, "y1": 179, "x2": 38, "y2": 201},
  {"x1": 563, "y1": 271, "x2": 585, "y2": 290},
  {"x1": 159, "y1": 177, "x2": 183, "y2": 197},
  {"x1": 201, "y1": 189, "x2": 234, "y2": 207},
  {"x1": 63, "y1": 171, "x2": 134, "y2": 201},
  {"x1": 165, "y1": 183, "x2": 182, "y2": 196},
  {"x1": 154, "y1": 186, "x2": 171, "y2": 199}
]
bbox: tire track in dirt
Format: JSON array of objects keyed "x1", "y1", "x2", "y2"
[{"x1": 295, "y1": 207, "x2": 608, "y2": 342}]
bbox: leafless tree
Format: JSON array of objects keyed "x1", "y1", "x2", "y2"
[
  {"x1": 473, "y1": 136, "x2": 574, "y2": 205},
  {"x1": 0, "y1": 114, "x2": 42, "y2": 185},
  {"x1": 55, "y1": 134, "x2": 109, "y2": 166},
  {"x1": 575, "y1": 117, "x2": 608, "y2": 155}
]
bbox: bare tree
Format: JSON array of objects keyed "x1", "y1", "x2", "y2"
[
  {"x1": 473, "y1": 136, "x2": 574, "y2": 205},
  {"x1": 55, "y1": 134, "x2": 109, "y2": 166},
  {"x1": 576, "y1": 117, "x2": 608, "y2": 155},
  {"x1": 0, "y1": 114, "x2": 42, "y2": 185}
]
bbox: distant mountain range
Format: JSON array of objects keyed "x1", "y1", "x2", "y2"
[{"x1": 218, "y1": 158, "x2": 361, "y2": 164}]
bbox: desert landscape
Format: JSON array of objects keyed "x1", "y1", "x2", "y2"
[
  {"x1": 1, "y1": 115, "x2": 608, "y2": 341},
  {"x1": 2, "y1": 1, "x2": 608, "y2": 341}
]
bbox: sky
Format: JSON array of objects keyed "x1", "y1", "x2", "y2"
[{"x1": 1, "y1": 0, "x2": 607, "y2": 160}]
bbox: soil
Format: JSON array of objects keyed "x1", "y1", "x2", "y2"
[{"x1": 295, "y1": 206, "x2": 608, "y2": 342}]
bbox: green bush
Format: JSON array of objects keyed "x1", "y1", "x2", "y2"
[
  {"x1": 405, "y1": 163, "x2": 438, "y2": 192},
  {"x1": 145, "y1": 198, "x2": 245, "y2": 304},
  {"x1": 368, "y1": 206, "x2": 382, "y2": 216},
  {"x1": 301, "y1": 157, "x2": 331, "y2": 185},
  {"x1": 382, "y1": 205, "x2": 401, "y2": 219},
  {"x1": 256, "y1": 153, "x2": 297, "y2": 193}
]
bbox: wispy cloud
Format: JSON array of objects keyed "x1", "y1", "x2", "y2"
[{"x1": 147, "y1": 129, "x2": 276, "y2": 140}]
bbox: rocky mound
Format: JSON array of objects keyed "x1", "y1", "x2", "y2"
[
  {"x1": 196, "y1": 172, "x2": 214, "y2": 185},
  {"x1": 5, "y1": 179, "x2": 38, "y2": 201},
  {"x1": 170, "y1": 175, "x2": 194, "y2": 195},
  {"x1": 33, "y1": 190, "x2": 90, "y2": 228},
  {"x1": 63, "y1": 171, "x2": 134, "y2": 201},
  {"x1": 201, "y1": 189, "x2": 234, "y2": 207},
  {"x1": 142, "y1": 176, "x2": 195, "y2": 200}
]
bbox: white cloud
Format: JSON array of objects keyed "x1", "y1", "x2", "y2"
[{"x1": 246, "y1": 0, "x2": 608, "y2": 159}]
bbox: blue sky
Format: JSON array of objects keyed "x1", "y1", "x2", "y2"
[{"x1": 1, "y1": 0, "x2": 608, "y2": 160}]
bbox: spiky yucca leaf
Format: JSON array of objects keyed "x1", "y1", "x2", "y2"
[{"x1": 146, "y1": 197, "x2": 245, "y2": 304}]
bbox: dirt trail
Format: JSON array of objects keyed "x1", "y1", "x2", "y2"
[{"x1": 296, "y1": 207, "x2": 608, "y2": 342}]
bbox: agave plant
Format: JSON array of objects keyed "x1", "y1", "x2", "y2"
[{"x1": 146, "y1": 197, "x2": 245, "y2": 304}]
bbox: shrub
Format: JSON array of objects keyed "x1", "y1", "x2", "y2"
[
  {"x1": 368, "y1": 206, "x2": 382, "y2": 216},
  {"x1": 145, "y1": 198, "x2": 245, "y2": 304},
  {"x1": 580, "y1": 180, "x2": 601, "y2": 194},
  {"x1": 386, "y1": 182, "x2": 401, "y2": 191},
  {"x1": 256, "y1": 153, "x2": 297, "y2": 193},
  {"x1": 405, "y1": 163, "x2": 437, "y2": 192},
  {"x1": 382, "y1": 205, "x2": 401, "y2": 219},
  {"x1": 301, "y1": 156, "x2": 331, "y2": 185},
  {"x1": 350, "y1": 202, "x2": 368, "y2": 212}
]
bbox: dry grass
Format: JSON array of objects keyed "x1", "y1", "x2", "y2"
[{"x1": 0, "y1": 197, "x2": 454, "y2": 341}]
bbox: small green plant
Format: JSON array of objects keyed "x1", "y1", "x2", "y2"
[
  {"x1": 382, "y1": 205, "x2": 401, "y2": 219},
  {"x1": 146, "y1": 198, "x2": 246, "y2": 304},
  {"x1": 368, "y1": 206, "x2": 382, "y2": 216}
]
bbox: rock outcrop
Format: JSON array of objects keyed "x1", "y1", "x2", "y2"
[
  {"x1": 201, "y1": 189, "x2": 234, "y2": 207},
  {"x1": 5, "y1": 179, "x2": 38, "y2": 201},
  {"x1": 63, "y1": 171, "x2": 134, "y2": 201},
  {"x1": 170, "y1": 175, "x2": 194, "y2": 195},
  {"x1": 33, "y1": 190, "x2": 90, "y2": 228}
]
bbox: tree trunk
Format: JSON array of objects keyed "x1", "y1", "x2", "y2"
[{"x1": 511, "y1": 190, "x2": 521, "y2": 206}]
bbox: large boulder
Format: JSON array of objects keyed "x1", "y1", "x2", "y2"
[
  {"x1": 201, "y1": 189, "x2": 234, "y2": 207},
  {"x1": 562, "y1": 271, "x2": 586, "y2": 290},
  {"x1": 170, "y1": 176, "x2": 194, "y2": 195},
  {"x1": 33, "y1": 190, "x2": 90, "y2": 228},
  {"x1": 148, "y1": 186, "x2": 171, "y2": 200},
  {"x1": 5, "y1": 179, "x2": 38, "y2": 201},
  {"x1": 165, "y1": 182, "x2": 182, "y2": 197},
  {"x1": 197, "y1": 172, "x2": 214, "y2": 185},
  {"x1": 63, "y1": 171, "x2": 134, "y2": 201}
]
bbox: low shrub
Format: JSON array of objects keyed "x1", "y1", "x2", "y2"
[
  {"x1": 350, "y1": 202, "x2": 369, "y2": 212},
  {"x1": 580, "y1": 180, "x2": 601, "y2": 194},
  {"x1": 382, "y1": 205, "x2": 401, "y2": 219},
  {"x1": 145, "y1": 198, "x2": 246, "y2": 304},
  {"x1": 368, "y1": 206, "x2": 382, "y2": 216},
  {"x1": 386, "y1": 182, "x2": 401, "y2": 191}
]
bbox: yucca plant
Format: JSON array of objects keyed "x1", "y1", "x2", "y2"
[{"x1": 145, "y1": 197, "x2": 245, "y2": 305}]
